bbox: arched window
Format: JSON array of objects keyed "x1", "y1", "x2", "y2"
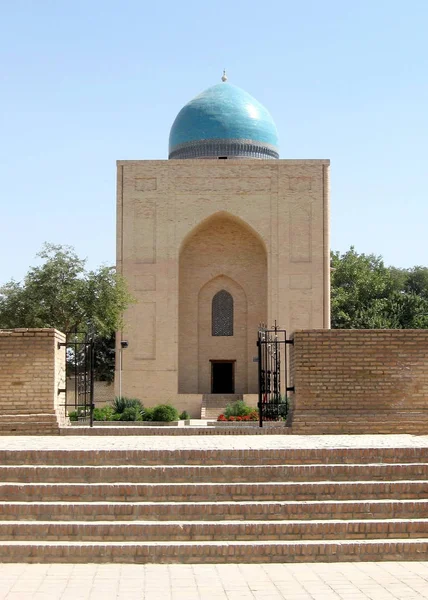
[{"x1": 212, "y1": 290, "x2": 233, "y2": 336}]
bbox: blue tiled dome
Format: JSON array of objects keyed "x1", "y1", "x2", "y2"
[{"x1": 169, "y1": 81, "x2": 279, "y2": 160}]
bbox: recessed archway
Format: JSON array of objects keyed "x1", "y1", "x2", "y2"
[{"x1": 178, "y1": 212, "x2": 267, "y2": 394}]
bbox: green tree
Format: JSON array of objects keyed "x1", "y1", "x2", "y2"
[
  {"x1": 404, "y1": 266, "x2": 428, "y2": 298},
  {"x1": 331, "y1": 247, "x2": 428, "y2": 329},
  {"x1": 331, "y1": 247, "x2": 395, "y2": 328},
  {"x1": 0, "y1": 243, "x2": 134, "y2": 380}
]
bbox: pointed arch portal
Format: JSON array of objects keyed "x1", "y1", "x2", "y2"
[{"x1": 178, "y1": 212, "x2": 267, "y2": 394}]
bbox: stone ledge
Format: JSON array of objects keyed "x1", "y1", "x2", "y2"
[{"x1": 70, "y1": 421, "x2": 182, "y2": 427}]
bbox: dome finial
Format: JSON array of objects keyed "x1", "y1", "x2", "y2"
[{"x1": 221, "y1": 69, "x2": 228, "y2": 82}]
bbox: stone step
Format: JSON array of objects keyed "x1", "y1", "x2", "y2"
[
  {"x1": 293, "y1": 411, "x2": 428, "y2": 421},
  {"x1": 0, "y1": 425, "x2": 59, "y2": 436},
  {"x1": 292, "y1": 413, "x2": 428, "y2": 435},
  {"x1": 0, "y1": 413, "x2": 57, "y2": 422},
  {"x1": 3, "y1": 462, "x2": 428, "y2": 483},
  {"x1": 202, "y1": 395, "x2": 243, "y2": 402},
  {"x1": 2, "y1": 480, "x2": 428, "y2": 502},
  {"x1": 0, "y1": 412, "x2": 59, "y2": 436},
  {"x1": 293, "y1": 423, "x2": 428, "y2": 435},
  {"x1": 3, "y1": 446, "x2": 428, "y2": 466},
  {"x1": 0, "y1": 408, "x2": 57, "y2": 416},
  {"x1": 2, "y1": 498, "x2": 428, "y2": 521},
  {"x1": 204, "y1": 410, "x2": 227, "y2": 419},
  {"x1": 0, "y1": 538, "x2": 427, "y2": 563},
  {"x1": 2, "y1": 518, "x2": 428, "y2": 542},
  {"x1": 201, "y1": 395, "x2": 245, "y2": 418}
]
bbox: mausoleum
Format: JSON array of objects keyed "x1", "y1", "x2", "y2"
[{"x1": 116, "y1": 74, "x2": 330, "y2": 414}]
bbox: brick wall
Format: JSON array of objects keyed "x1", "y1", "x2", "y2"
[
  {"x1": 0, "y1": 329, "x2": 65, "y2": 434},
  {"x1": 290, "y1": 330, "x2": 428, "y2": 434},
  {"x1": 66, "y1": 379, "x2": 115, "y2": 407}
]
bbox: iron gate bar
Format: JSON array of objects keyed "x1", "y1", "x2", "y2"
[
  {"x1": 257, "y1": 322, "x2": 294, "y2": 428},
  {"x1": 58, "y1": 332, "x2": 95, "y2": 428}
]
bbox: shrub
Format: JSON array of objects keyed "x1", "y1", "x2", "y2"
[
  {"x1": 119, "y1": 407, "x2": 143, "y2": 421},
  {"x1": 68, "y1": 407, "x2": 88, "y2": 421},
  {"x1": 278, "y1": 396, "x2": 288, "y2": 420},
  {"x1": 93, "y1": 406, "x2": 115, "y2": 421},
  {"x1": 179, "y1": 411, "x2": 189, "y2": 420},
  {"x1": 224, "y1": 400, "x2": 253, "y2": 419},
  {"x1": 113, "y1": 396, "x2": 144, "y2": 415},
  {"x1": 142, "y1": 407, "x2": 154, "y2": 421},
  {"x1": 151, "y1": 404, "x2": 179, "y2": 422}
]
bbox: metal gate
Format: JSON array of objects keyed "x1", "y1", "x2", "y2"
[
  {"x1": 257, "y1": 323, "x2": 294, "y2": 427},
  {"x1": 60, "y1": 332, "x2": 95, "y2": 427}
]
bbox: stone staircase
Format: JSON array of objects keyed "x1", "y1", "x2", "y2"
[
  {"x1": 0, "y1": 445, "x2": 428, "y2": 562},
  {"x1": 201, "y1": 394, "x2": 243, "y2": 419}
]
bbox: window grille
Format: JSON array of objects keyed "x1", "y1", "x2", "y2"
[{"x1": 212, "y1": 290, "x2": 233, "y2": 336}]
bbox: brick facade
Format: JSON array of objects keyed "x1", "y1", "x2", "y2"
[
  {"x1": 291, "y1": 330, "x2": 428, "y2": 434},
  {"x1": 0, "y1": 329, "x2": 65, "y2": 434},
  {"x1": 117, "y1": 159, "x2": 330, "y2": 404}
]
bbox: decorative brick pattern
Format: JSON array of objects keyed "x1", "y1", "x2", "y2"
[{"x1": 117, "y1": 160, "x2": 331, "y2": 404}]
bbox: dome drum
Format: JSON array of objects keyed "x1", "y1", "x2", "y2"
[{"x1": 169, "y1": 138, "x2": 279, "y2": 160}]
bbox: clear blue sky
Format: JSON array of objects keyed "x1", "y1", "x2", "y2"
[{"x1": 1, "y1": 0, "x2": 427, "y2": 283}]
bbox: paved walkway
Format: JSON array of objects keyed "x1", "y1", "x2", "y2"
[
  {"x1": 1, "y1": 562, "x2": 428, "y2": 599},
  {"x1": 2, "y1": 434, "x2": 428, "y2": 451}
]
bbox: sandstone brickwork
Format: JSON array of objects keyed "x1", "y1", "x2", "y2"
[
  {"x1": 0, "y1": 329, "x2": 65, "y2": 434},
  {"x1": 116, "y1": 159, "x2": 330, "y2": 405},
  {"x1": 291, "y1": 329, "x2": 428, "y2": 434}
]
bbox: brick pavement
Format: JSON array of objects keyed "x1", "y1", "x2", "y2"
[
  {"x1": 1, "y1": 434, "x2": 428, "y2": 452},
  {"x1": 1, "y1": 562, "x2": 428, "y2": 599}
]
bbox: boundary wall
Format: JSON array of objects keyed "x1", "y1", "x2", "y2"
[
  {"x1": 0, "y1": 329, "x2": 65, "y2": 434},
  {"x1": 290, "y1": 329, "x2": 428, "y2": 434}
]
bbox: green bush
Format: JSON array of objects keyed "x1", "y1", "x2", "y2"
[
  {"x1": 93, "y1": 406, "x2": 115, "y2": 421},
  {"x1": 224, "y1": 400, "x2": 253, "y2": 418},
  {"x1": 278, "y1": 396, "x2": 289, "y2": 420},
  {"x1": 112, "y1": 396, "x2": 144, "y2": 414},
  {"x1": 179, "y1": 411, "x2": 190, "y2": 420},
  {"x1": 142, "y1": 407, "x2": 154, "y2": 421},
  {"x1": 151, "y1": 404, "x2": 179, "y2": 422},
  {"x1": 119, "y1": 407, "x2": 143, "y2": 421},
  {"x1": 68, "y1": 407, "x2": 88, "y2": 421}
]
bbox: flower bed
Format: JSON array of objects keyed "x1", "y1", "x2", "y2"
[{"x1": 217, "y1": 411, "x2": 258, "y2": 422}]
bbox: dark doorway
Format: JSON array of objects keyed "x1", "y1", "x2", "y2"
[{"x1": 211, "y1": 361, "x2": 235, "y2": 393}]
